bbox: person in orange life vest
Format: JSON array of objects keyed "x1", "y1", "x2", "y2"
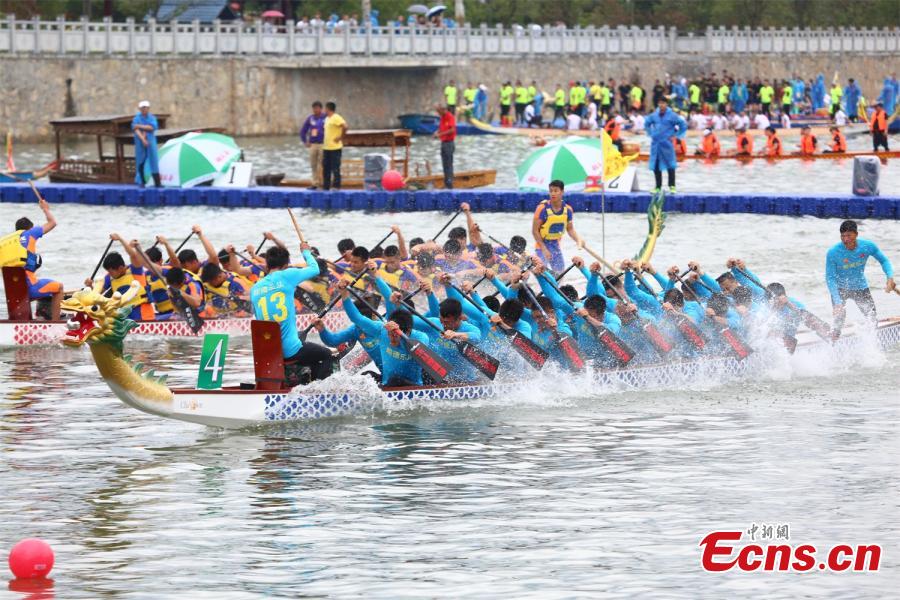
[
  {"x1": 672, "y1": 136, "x2": 687, "y2": 156},
  {"x1": 734, "y1": 126, "x2": 754, "y2": 155},
  {"x1": 870, "y1": 102, "x2": 889, "y2": 152},
  {"x1": 761, "y1": 126, "x2": 782, "y2": 157},
  {"x1": 824, "y1": 125, "x2": 847, "y2": 153},
  {"x1": 604, "y1": 112, "x2": 624, "y2": 152},
  {"x1": 798, "y1": 126, "x2": 818, "y2": 155},
  {"x1": 14, "y1": 197, "x2": 63, "y2": 319},
  {"x1": 696, "y1": 128, "x2": 720, "y2": 157},
  {"x1": 84, "y1": 233, "x2": 155, "y2": 321}
]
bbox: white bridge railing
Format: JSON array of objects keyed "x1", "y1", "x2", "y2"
[{"x1": 0, "y1": 15, "x2": 897, "y2": 57}]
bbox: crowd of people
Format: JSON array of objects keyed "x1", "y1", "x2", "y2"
[
  {"x1": 12, "y1": 182, "x2": 895, "y2": 388},
  {"x1": 445, "y1": 72, "x2": 899, "y2": 135}
]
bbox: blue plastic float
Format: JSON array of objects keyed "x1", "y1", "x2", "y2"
[{"x1": 0, "y1": 183, "x2": 897, "y2": 219}]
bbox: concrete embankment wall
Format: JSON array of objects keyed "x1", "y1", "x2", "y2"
[{"x1": 2, "y1": 53, "x2": 899, "y2": 141}]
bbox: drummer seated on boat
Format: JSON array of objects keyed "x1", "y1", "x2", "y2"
[
  {"x1": 339, "y1": 280, "x2": 430, "y2": 387},
  {"x1": 251, "y1": 245, "x2": 335, "y2": 382},
  {"x1": 14, "y1": 199, "x2": 64, "y2": 321}
]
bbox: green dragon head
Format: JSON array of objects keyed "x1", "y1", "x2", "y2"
[{"x1": 61, "y1": 283, "x2": 139, "y2": 354}]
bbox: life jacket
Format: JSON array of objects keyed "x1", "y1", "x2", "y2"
[
  {"x1": 871, "y1": 110, "x2": 887, "y2": 132},
  {"x1": 146, "y1": 270, "x2": 174, "y2": 315},
  {"x1": 536, "y1": 200, "x2": 571, "y2": 241},
  {"x1": 831, "y1": 131, "x2": 847, "y2": 152},
  {"x1": 673, "y1": 137, "x2": 687, "y2": 155},
  {"x1": 766, "y1": 134, "x2": 782, "y2": 156},
  {"x1": 604, "y1": 119, "x2": 620, "y2": 140},
  {"x1": 203, "y1": 271, "x2": 251, "y2": 317},
  {"x1": 800, "y1": 134, "x2": 817, "y2": 154},
  {"x1": 102, "y1": 265, "x2": 155, "y2": 321},
  {"x1": 181, "y1": 271, "x2": 207, "y2": 314},
  {"x1": 736, "y1": 132, "x2": 753, "y2": 154},
  {"x1": 377, "y1": 264, "x2": 412, "y2": 289},
  {"x1": 0, "y1": 230, "x2": 27, "y2": 268},
  {"x1": 701, "y1": 134, "x2": 720, "y2": 156}
]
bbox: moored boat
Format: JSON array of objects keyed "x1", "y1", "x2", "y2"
[
  {"x1": 397, "y1": 114, "x2": 490, "y2": 136},
  {"x1": 59, "y1": 282, "x2": 900, "y2": 429}
]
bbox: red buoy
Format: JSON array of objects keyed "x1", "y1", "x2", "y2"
[
  {"x1": 8, "y1": 539, "x2": 54, "y2": 579},
  {"x1": 381, "y1": 169, "x2": 404, "y2": 191}
]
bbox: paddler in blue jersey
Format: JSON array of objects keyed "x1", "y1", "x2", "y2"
[
  {"x1": 338, "y1": 279, "x2": 431, "y2": 387},
  {"x1": 250, "y1": 245, "x2": 334, "y2": 382},
  {"x1": 644, "y1": 97, "x2": 687, "y2": 193},
  {"x1": 825, "y1": 220, "x2": 895, "y2": 337},
  {"x1": 531, "y1": 179, "x2": 584, "y2": 274}
]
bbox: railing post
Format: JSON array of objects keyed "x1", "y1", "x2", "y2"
[
  {"x1": 127, "y1": 16, "x2": 134, "y2": 56},
  {"x1": 343, "y1": 19, "x2": 350, "y2": 54},
  {"x1": 191, "y1": 19, "x2": 198, "y2": 54},
  {"x1": 388, "y1": 22, "x2": 394, "y2": 55},
  {"x1": 81, "y1": 15, "x2": 88, "y2": 55},
  {"x1": 213, "y1": 18, "x2": 220, "y2": 56},
  {"x1": 409, "y1": 23, "x2": 415, "y2": 56},
  {"x1": 255, "y1": 18, "x2": 262, "y2": 54},
  {"x1": 57, "y1": 15, "x2": 65, "y2": 55},
  {"x1": 32, "y1": 16, "x2": 39, "y2": 54},
  {"x1": 314, "y1": 22, "x2": 322, "y2": 56},
  {"x1": 104, "y1": 15, "x2": 112, "y2": 55},
  {"x1": 495, "y1": 23, "x2": 503, "y2": 56},
  {"x1": 479, "y1": 22, "x2": 487, "y2": 56},
  {"x1": 465, "y1": 22, "x2": 471, "y2": 56},
  {"x1": 149, "y1": 17, "x2": 156, "y2": 54},
  {"x1": 6, "y1": 14, "x2": 14, "y2": 54},
  {"x1": 287, "y1": 19, "x2": 294, "y2": 55},
  {"x1": 236, "y1": 18, "x2": 242, "y2": 55},
  {"x1": 365, "y1": 20, "x2": 372, "y2": 56}
]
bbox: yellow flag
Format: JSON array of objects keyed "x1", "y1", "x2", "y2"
[{"x1": 600, "y1": 129, "x2": 635, "y2": 182}]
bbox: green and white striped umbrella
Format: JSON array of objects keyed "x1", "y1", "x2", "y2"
[
  {"x1": 516, "y1": 136, "x2": 603, "y2": 192},
  {"x1": 146, "y1": 132, "x2": 241, "y2": 188}
]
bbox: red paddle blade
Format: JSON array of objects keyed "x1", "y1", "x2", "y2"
[
  {"x1": 720, "y1": 327, "x2": 753, "y2": 360},
  {"x1": 595, "y1": 325, "x2": 635, "y2": 367},
  {"x1": 458, "y1": 341, "x2": 499, "y2": 380},
  {"x1": 506, "y1": 329, "x2": 549, "y2": 369},
  {"x1": 799, "y1": 309, "x2": 833, "y2": 341},
  {"x1": 556, "y1": 334, "x2": 585, "y2": 371},
  {"x1": 407, "y1": 339, "x2": 450, "y2": 383},
  {"x1": 674, "y1": 314, "x2": 706, "y2": 349},
  {"x1": 642, "y1": 321, "x2": 674, "y2": 354}
]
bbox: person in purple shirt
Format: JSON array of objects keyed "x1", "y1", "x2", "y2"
[{"x1": 300, "y1": 101, "x2": 326, "y2": 189}]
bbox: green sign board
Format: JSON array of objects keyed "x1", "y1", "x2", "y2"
[{"x1": 197, "y1": 334, "x2": 229, "y2": 390}]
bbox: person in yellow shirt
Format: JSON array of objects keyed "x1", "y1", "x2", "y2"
[
  {"x1": 553, "y1": 84, "x2": 566, "y2": 121},
  {"x1": 527, "y1": 81, "x2": 537, "y2": 103},
  {"x1": 600, "y1": 81, "x2": 612, "y2": 116},
  {"x1": 759, "y1": 80, "x2": 775, "y2": 116},
  {"x1": 589, "y1": 80, "x2": 602, "y2": 106},
  {"x1": 322, "y1": 102, "x2": 347, "y2": 191},
  {"x1": 688, "y1": 81, "x2": 701, "y2": 112},
  {"x1": 443, "y1": 80, "x2": 458, "y2": 112},
  {"x1": 500, "y1": 81, "x2": 514, "y2": 126},
  {"x1": 514, "y1": 79, "x2": 528, "y2": 125},
  {"x1": 830, "y1": 83, "x2": 843, "y2": 117}
]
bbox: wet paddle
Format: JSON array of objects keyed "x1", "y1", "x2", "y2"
[
  {"x1": 532, "y1": 269, "x2": 635, "y2": 367},
  {"x1": 673, "y1": 271, "x2": 751, "y2": 359},
  {"x1": 135, "y1": 243, "x2": 204, "y2": 333},
  {"x1": 89, "y1": 238, "x2": 115, "y2": 283},
  {"x1": 519, "y1": 283, "x2": 585, "y2": 371},
  {"x1": 602, "y1": 273, "x2": 674, "y2": 357},
  {"x1": 446, "y1": 281, "x2": 549, "y2": 370},
  {"x1": 431, "y1": 209, "x2": 462, "y2": 241},
  {"x1": 399, "y1": 301, "x2": 500, "y2": 381},
  {"x1": 733, "y1": 266, "x2": 833, "y2": 341},
  {"x1": 347, "y1": 287, "x2": 451, "y2": 384}
]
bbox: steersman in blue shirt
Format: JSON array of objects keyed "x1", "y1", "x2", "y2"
[{"x1": 825, "y1": 220, "x2": 895, "y2": 336}]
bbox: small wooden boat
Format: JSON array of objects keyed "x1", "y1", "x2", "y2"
[
  {"x1": 59, "y1": 280, "x2": 900, "y2": 429},
  {"x1": 632, "y1": 150, "x2": 900, "y2": 163},
  {"x1": 280, "y1": 129, "x2": 497, "y2": 189}
]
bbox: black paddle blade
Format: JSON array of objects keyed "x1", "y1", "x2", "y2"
[
  {"x1": 295, "y1": 287, "x2": 327, "y2": 313},
  {"x1": 593, "y1": 324, "x2": 635, "y2": 367},
  {"x1": 169, "y1": 288, "x2": 204, "y2": 333},
  {"x1": 555, "y1": 333, "x2": 586, "y2": 371},
  {"x1": 503, "y1": 328, "x2": 549, "y2": 369},
  {"x1": 672, "y1": 313, "x2": 706, "y2": 350},
  {"x1": 719, "y1": 327, "x2": 753, "y2": 360},
  {"x1": 642, "y1": 320, "x2": 674, "y2": 355},
  {"x1": 405, "y1": 338, "x2": 451, "y2": 384},
  {"x1": 457, "y1": 340, "x2": 499, "y2": 380},
  {"x1": 799, "y1": 309, "x2": 833, "y2": 341}
]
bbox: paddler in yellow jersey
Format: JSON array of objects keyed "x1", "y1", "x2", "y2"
[
  {"x1": 85, "y1": 232, "x2": 155, "y2": 321},
  {"x1": 199, "y1": 245, "x2": 253, "y2": 317},
  {"x1": 141, "y1": 236, "x2": 177, "y2": 318},
  {"x1": 532, "y1": 179, "x2": 583, "y2": 274}
]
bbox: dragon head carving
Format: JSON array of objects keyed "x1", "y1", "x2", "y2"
[{"x1": 61, "y1": 282, "x2": 140, "y2": 353}]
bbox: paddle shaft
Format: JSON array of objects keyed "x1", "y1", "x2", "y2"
[
  {"x1": 431, "y1": 209, "x2": 462, "y2": 241},
  {"x1": 582, "y1": 244, "x2": 621, "y2": 276},
  {"x1": 90, "y1": 239, "x2": 116, "y2": 282},
  {"x1": 255, "y1": 236, "x2": 267, "y2": 255},
  {"x1": 287, "y1": 208, "x2": 307, "y2": 243},
  {"x1": 174, "y1": 231, "x2": 194, "y2": 253}
]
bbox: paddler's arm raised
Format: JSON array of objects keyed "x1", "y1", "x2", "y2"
[
  {"x1": 461, "y1": 202, "x2": 483, "y2": 246},
  {"x1": 264, "y1": 231, "x2": 287, "y2": 250},
  {"x1": 156, "y1": 235, "x2": 179, "y2": 267},
  {"x1": 38, "y1": 197, "x2": 57, "y2": 234},
  {"x1": 110, "y1": 232, "x2": 141, "y2": 267},
  {"x1": 392, "y1": 225, "x2": 409, "y2": 260},
  {"x1": 192, "y1": 225, "x2": 218, "y2": 265}
]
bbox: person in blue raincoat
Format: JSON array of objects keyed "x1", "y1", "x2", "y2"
[
  {"x1": 877, "y1": 77, "x2": 897, "y2": 115},
  {"x1": 791, "y1": 77, "x2": 805, "y2": 113},
  {"x1": 811, "y1": 74, "x2": 825, "y2": 111},
  {"x1": 644, "y1": 98, "x2": 687, "y2": 193},
  {"x1": 132, "y1": 100, "x2": 160, "y2": 187},
  {"x1": 729, "y1": 79, "x2": 747, "y2": 114},
  {"x1": 843, "y1": 78, "x2": 862, "y2": 121}
]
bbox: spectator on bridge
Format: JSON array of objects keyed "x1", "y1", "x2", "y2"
[
  {"x1": 322, "y1": 102, "x2": 347, "y2": 191},
  {"x1": 300, "y1": 101, "x2": 326, "y2": 189}
]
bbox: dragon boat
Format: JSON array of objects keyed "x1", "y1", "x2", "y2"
[
  {"x1": 0, "y1": 266, "x2": 347, "y2": 346},
  {"x1": 60, "y1": 282, "x2": 900, "y2": 429},
  {"x1": 632, "y1": 150, "x2": 900, "y2": 163}
]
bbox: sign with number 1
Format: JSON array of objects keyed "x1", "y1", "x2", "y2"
[{"x1": 197, "y1": 334, "x2": 229, "y2": 389}]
